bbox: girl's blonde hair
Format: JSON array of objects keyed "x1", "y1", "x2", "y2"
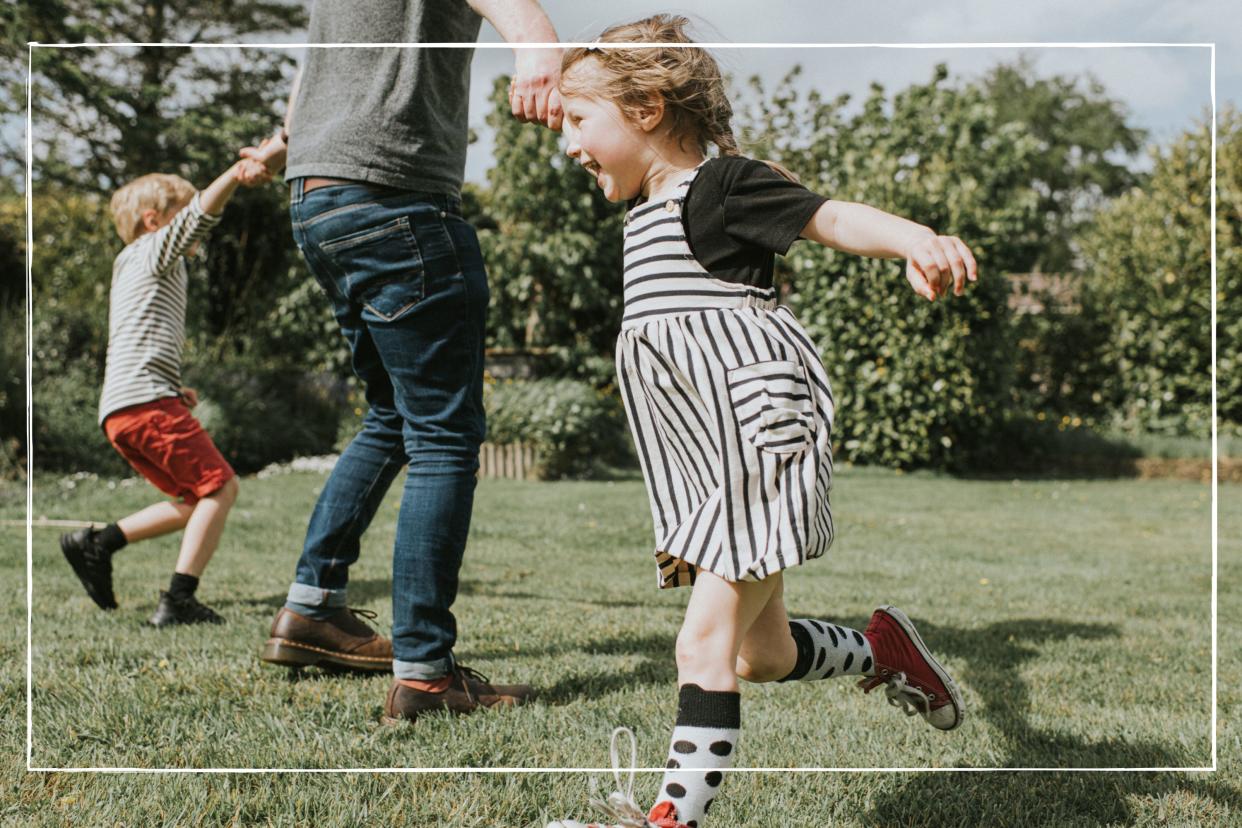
[
  {"x1": 560, "y1": 15, "x2": 799, "y2": 182},
  {"x1": 109, "y1": 173, "x2": 196, "y2": 244}
]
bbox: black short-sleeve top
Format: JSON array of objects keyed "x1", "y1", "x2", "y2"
[{"x1": 681, "y1": 156, "x2": 828, "y2": 289}]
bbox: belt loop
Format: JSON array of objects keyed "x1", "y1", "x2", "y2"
[{"x1": 289, "y1": 177, "x2": 304, "y2": 205}]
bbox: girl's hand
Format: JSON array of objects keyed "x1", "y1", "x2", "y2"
[
  {"x1": 904, "y1": 233, "x2": 978, "y2": 301},
  {"x1": 179, "y1": 387, "x2": 199, "y2": 408}
]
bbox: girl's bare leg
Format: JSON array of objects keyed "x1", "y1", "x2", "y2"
[
  {"x1": 735, "y1": 572, "x2": 799, "y2": 683},
  {"x1": 675, "y1": 570, "x2": 781, "y2": 690}
]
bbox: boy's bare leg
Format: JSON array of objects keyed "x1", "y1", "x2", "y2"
[
  {"x1": 116, "y1": 501, "x2": 193, "y2": 543},
  {"x1": 174, "y1": 477, "x2": 239, "y2": 577}
]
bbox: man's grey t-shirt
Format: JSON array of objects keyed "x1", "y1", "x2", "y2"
[{"x1": 286, "y1": 0, "x2": 483, "y2": 195}]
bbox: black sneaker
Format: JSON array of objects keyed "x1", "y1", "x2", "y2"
[
  {"x1": 149, "y1": 590, "x2": 225, "y2": 627},
  {"x1": 59, "y1": 528, "x2": 117, "y2": 610}
]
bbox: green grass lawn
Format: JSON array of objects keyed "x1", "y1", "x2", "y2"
[{"x1": 1, "y1": 468, "x2": 1238, "y2": 826}]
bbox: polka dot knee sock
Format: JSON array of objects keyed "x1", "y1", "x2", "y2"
[
  {"x1": 654, "y1": 684, "x2": 739, "y2": 828},
  {"x1": 778, "y1": 618, "x2": 874, "y2": 681}
]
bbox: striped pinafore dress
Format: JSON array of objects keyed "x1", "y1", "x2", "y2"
[{"x1": 616, "y1": 166, "x2": 836, "y2": 589}]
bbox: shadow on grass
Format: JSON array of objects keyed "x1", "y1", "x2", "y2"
[
  {"x1": 531, "y1": 631, "x2": 678, "y2": 705},
  {"x1": 819, "y1": 612, "x2": 1236, "y2": 827},
  {"x1": 866, "y1": 771, "x2": 1240, "y2": 828},
  {"x1": 457, "y1": 575, "x2": 654, "y2": 610}
]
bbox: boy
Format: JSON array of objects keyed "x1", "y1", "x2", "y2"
[{"x1": 59, "y1": 158, "x2": 269, "y2": 627}]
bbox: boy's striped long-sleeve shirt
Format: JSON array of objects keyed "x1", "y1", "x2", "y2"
[{"x1": 97, "y1": 193, "x2": 221, "y2": 424}]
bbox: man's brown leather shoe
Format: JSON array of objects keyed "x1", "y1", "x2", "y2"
[
  {"x1": 381, "y1": 666, "x2": 535, "y2": 724},
  {"x1": 260, "y1": 606, "x2": 392, "y2": 672}
]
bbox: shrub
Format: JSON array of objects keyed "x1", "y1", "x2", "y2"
[
  {"x1": 30, "y1": 355, "x2": 343, "y2": 477},
  {"x1": 0, "y1": 305, "x2": 25, "y2": 479},
  {"x1": 1073, "y1": 115, "x2": 1229, "y2": 437},
  {"x1": 484, "y1": 378, "x2": 631, "y2": 479},
  {"x1": 185, "y1": 360, "x2": 342, "y2": 475},
  {"x1": 31, "y1": 358, "x2": 129, "y2": 476}
]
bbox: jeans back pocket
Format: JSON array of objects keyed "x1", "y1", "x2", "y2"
[
  {"x1": 727, "y1": 359, "x2": 816, "y2": 454},
  {"x1": 319, "y1": 216, "x2": 424, "y2": 323}
]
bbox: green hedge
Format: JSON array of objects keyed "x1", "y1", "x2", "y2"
[
  {"x1": 0, "y1": 306, "x2": 25, "y2": 478},
  {"x1": 774, "y1": 73, "x2": 1037, "y2": 469},
  {"x1": 484, "y1": 378, "x2": 632, "y2": 479}
]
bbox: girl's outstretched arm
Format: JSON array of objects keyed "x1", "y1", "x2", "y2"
[{"x1": 800, "y1": 200, "x2": 978, "y2": 301}]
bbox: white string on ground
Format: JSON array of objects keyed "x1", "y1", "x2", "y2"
[{"x1": 3, "y1": 519, "x2": 102, "y2": 529}]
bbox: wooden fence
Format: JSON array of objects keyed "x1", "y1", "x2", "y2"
[{"x1": 478, "y1": 441, "x2": 541, "y2": 480}]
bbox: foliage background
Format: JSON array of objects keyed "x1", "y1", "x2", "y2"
[{"x1": 0, "y1": 4, "x2": 1234, "y2": 478}]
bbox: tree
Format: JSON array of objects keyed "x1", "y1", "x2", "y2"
[
  {"x1": 10, "y1": 1, "x2": 307, "y2": 351},
  {"x1": 982, "y1": 59, "x2": 1147, "y2": 273}
]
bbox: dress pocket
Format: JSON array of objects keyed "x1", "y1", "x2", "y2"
[
  {"x1": 727, "y1": 359, "x2": 815, "y2": 454},
  {"x1": 319, "y1": 216, "x2": 424, "y2": 323}
]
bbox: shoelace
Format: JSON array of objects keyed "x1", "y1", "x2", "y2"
[
  {"x1": 349, "y1": 607, "x2": 379, "y2": 623},
  {"x1": 584, "y1": 727, "x2": 651, "y2": 828},
  {"x1": 858, "y1": 672, "x2": 934, "y2": 723},
  {"x1": 450, "y1": 665, "x2": 495, "y2": 706}
]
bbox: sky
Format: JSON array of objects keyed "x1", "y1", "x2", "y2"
[
  {"x1": 458, "y1": 0, "x2": 1230, "y2": 183},
  {"x1": 15, "y1": 0, "x2": 1234, "y2": 185}
]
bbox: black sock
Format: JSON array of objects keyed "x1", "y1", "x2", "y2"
[
  {"x1": 168, "y1": 572, "x2": 199, "y2": 601},
  {"x1": 96, "y1": 523, "x2": 128, "y2": 555}
]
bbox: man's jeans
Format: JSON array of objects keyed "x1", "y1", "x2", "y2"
[{"x1": 285, "y1": 179, "x2": 488, "y2": 680}]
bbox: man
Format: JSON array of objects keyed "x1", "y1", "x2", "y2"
[{"x1": 242, "y1": 0, "x2": 562, "y2": 724}]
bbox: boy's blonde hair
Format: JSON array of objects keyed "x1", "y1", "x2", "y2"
[
  {"x1": 109, "y1": 173, "x2": 196, "y2": 244},
  {"x1": 560, "y1": 15, "x2": 799, "y2": 182}
]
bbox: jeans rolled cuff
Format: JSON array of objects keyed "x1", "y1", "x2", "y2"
[
  {"x1": 393, "y1": 656, "x2": 454, "y2": 681},
  {"x1": 286, "y1": 582, "x2": 347, "y2": 609}
]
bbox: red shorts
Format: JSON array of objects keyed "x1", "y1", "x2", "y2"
[{"x1": 103, "y1": 396, "x2": 235, "y2": 505}]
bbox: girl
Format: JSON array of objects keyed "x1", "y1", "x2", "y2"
[{"x1": 548, "y1": 16, "x2": 975, "y2": 828}]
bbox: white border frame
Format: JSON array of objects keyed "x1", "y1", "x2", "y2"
[{"x1": 24, "y1": 38, "x2": 1217, "y2": 779}]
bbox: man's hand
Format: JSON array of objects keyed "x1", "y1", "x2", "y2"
[
  {"x1": 236, "y1": 158, "x2": 273, "y2": 187},
  {"x1": 509, "y1": 47, "x2": 563, "y2": 130},
  {"x1": 468, "y1": 0, "x2": 563, "y2": 129},
  {"x1": 237, "y1": 132, "x2": 288, "y2": 185}
]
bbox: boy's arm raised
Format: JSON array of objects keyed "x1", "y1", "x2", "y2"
[
  {"x1": 146, "y1": 162, "x2": 245, "y2": 275},
  {"x1": 799, "y1": 200, "x2": 978, "y2": 301},
  {"x1": 198, "y1": 160, "x2": 245, "y2": 216}
]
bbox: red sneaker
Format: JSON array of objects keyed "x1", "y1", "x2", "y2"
[
  {"x1": 859, "y1": 605, "x2": 964, "y2": 731},
  {"x1": 545, "y1": 800, "x2": 688, "y2": 828},
  {"x1": 646, "y1": 801, "x2": 689, "y2": 828},
  {"x1": 545, "y1": 729, "x2": 690, "y2": 828}
]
